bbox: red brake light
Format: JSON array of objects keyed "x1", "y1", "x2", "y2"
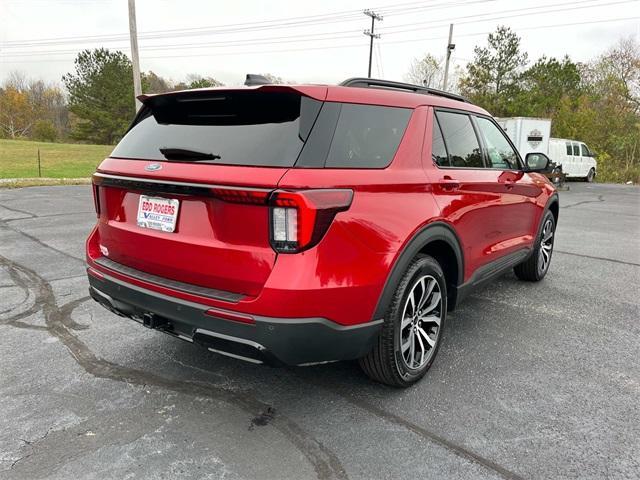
[{"x1": 268, "y1": 189, "x2": 353, "y2": 253}]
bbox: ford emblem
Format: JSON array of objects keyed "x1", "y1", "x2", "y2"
[{"x1": 145, "y1": 163, "x2": 162, "y2": 172}]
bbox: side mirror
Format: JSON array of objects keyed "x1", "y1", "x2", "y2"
[{"x1": 525, "y1": 152, "x2": 550, "y2": 172}]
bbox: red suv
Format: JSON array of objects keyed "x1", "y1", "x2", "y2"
[{"x1": 86, "y1": 77, "x2": 558, "y2": 387}]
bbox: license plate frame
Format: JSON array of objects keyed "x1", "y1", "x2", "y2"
[{"x1": 136, "y1": 195, "x2": 180, "y2": 233}]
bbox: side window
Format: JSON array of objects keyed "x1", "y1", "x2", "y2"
[
  {"x1": 475, "y1": 117, "x2": 519, "y2": 169},
  {"x1": 573, "y1": 143, "x2": 580, "y2": 156},
  {"x1": 325, "y1": 104, "x2": 411, "y2": 168},
  {"x1": 436, "y1": 111, "x2": 484, "y2": 168},
  {"x1": 581, "y1": 144, "x2": 591, "y2": 157},
  {"x1": 431, "y1": 116, "x2": 450, "y2": 167},
  {"x1": 566, "y1": 142, "x2": 572, "y2": 155}
]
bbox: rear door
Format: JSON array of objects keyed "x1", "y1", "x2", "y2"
[
  {"x1": 427, "y1": 109, "x2": 537, "y2": 278},
  {"x1": 92, "y1": 87, "x2": 326, "y2": 297}
]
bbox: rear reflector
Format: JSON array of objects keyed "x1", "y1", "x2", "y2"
[
  {"x1": 205, "y1": 307, "x2": 256, "y2": 325},
  {"x1": 92, "y1": 183, "x2": 101, "y2": 217}
]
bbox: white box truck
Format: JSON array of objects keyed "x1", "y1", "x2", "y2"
[{"x1": 495, "y1": 117, "x2": 552, "y2": 158}]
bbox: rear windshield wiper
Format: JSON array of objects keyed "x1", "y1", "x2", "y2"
[{"x1": 159, "y1": 148, "x2": 221, "y2": 161}]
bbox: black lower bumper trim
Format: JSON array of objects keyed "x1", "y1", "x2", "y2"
[{"x1": 88, "y1": 270, "x2": 383, "y2": 366}]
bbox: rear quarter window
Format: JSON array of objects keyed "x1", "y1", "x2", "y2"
[{"x1": 324, "y1": 104, "x2": 412, "y2": 168}]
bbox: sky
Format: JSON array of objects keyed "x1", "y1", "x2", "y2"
[{"x1": 1, "y1": 0, "x2": 639, "y2": 88}]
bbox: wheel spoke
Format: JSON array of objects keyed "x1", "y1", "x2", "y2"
[
  {"x1": 418, "y1": 327, "x2": 435, "y2": 348},
  {"x1": 416, "y1": 330, "x2": 425, "y2": 366},
  {"x1": 401, "y1": 316, "x2": 413, "y2": 330},
  {"x1": 409, "y1": 331, "x2": 415, "y2": 366},
  {"x1": 408, "y1": 290, "x2": 416, "y2": 317},
  {"x1": 419, "y1": 314, "x2": 440, "y2": 326},
  {"x1": 423, "y1": 291, "x2": 441, "y2": 314},
  {"x1": 401, "y1": 334, "x2": 412, "y2": 354},
  {"x1": 417, "y1": 278, "x2": 435, "y2": 311}
]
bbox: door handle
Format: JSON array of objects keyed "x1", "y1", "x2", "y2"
[
  {"x1": 504, "y1": 181, "x2": 515, "y2": 190},
  {"x1": 439, "y1": 176, "x2": 460, "y2": 191}
]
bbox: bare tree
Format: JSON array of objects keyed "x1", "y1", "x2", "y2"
[{"x1": 405, "y1": 54, "x2": 444, "y2": 88}]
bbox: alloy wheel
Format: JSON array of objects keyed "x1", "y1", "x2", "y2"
[
  {"x1": 538, "y1": 219, "x2": 554, "y2": 273},
  {"x1": 400, "y1": 275, "x2": 442, "y2": 370}
]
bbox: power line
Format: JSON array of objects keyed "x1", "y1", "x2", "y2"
[
  {"x1": 0, "y1": 0, "x2": 463, "y2": 47},
  {"x1": 3, "y1": 0, "x2": 635, "y2": 58},
  {"x1": 2, "y1": 15, "x2": 636, "y2": 64}
]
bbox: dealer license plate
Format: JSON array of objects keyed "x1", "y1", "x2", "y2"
[{"x1": 137, "y1": 195, "x2": 180, "y2": 233}]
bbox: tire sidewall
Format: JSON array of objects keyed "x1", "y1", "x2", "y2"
[{"x1": 391, "y1": 257, "x2": 447, "y2": 384}]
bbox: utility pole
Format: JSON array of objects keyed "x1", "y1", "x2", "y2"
[
  {"x1": 363, "y1": 9, "x2": 383, "y2": 78},
  {"x1": 128, "y1": 0, "x2": 142, "y2": 111},
  {"x1": 442, "y1": 23, "x2": 455, "y2": 91}
]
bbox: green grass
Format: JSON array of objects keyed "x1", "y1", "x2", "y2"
[{"x1": 0, "y1": 139, "x2": 113, "y2": 179}]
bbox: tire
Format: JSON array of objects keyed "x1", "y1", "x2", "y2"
[
  {"x1": 585, "y1": 168, "x2": 595, "y2": 183},
  {"x1": 359, "y1": 255, "x2": 447, "y2": 387},
  {"x1": 514, "y1": 211, "x2": 555, "y2": 282}
]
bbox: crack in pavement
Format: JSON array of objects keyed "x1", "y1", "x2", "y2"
[
  {"x1": 0, "y1": 204, "x2": 37, "y2": 219},
  {"x1": 560, "y1": 194, "x2": 605, "y2": 209},
  {"x1": 554, "y1": 250, "x2": 640, "y2": 267},
  {"x1": 0, "y1": 255, "x2": 348, "y2": 480},
  {"x1": 0, "y1": 222, "x2": 85, "y2": 265},
  {"x1": 4, "y1": 211, "x2": 95, "y2": 223},
  {"x1": 300, "y1": 374, "x2": 525, "y2": 480}
]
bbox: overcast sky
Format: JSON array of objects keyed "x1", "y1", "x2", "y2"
[{"x1": 1, "y1": 0, "x2": 639, "y2": 88}]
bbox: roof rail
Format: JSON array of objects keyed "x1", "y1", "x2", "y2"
[{"x1": 339, "y1": 77, "x2": 469, "y2": 103}]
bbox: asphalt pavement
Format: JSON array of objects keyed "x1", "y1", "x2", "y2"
[{"x1": 0, "y1": 182, "x2": 638, "y2": 480}]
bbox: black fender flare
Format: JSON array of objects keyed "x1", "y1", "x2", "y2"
[{"x1": 372, "y1": 222, "x2": 464, "y2": 320}]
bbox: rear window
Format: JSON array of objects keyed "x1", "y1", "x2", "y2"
[
  {"x1": 112, "y1": 92, "x2": 412, "y2": 169},
  {"x1": 111, "y1": 91, "x2": 321, "y2": 167}
]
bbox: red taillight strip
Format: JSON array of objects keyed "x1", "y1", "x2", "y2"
[
  {"x1": 205, "y1": 307, "x2": 256, "y2": 325},
  {"x1": 210, "y1": 187, "x2": 270, "y2": 204}
]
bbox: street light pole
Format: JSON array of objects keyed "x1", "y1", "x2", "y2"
[
  {"x1": 442, "y1": 23, "x2": 455, "y2": 91},
  {"x1": 128, "y1": 0, "x2": 142, "y2": 111}
]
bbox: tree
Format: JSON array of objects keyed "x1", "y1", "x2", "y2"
[
  {"x1": 0, "y1": 86, "x2": 36, "y2": 138},
  {"x1": 515, "y1": 56, "x2": 581, "y2": 117},
  {"x1": 142, "y1": 71, "x2": 172, "y2": 94},
  {"x1": 62, "y1": 48, "x2": 135, "y2": 144},
  {"x1": 405, "y1": 53, "x2": 443, "y2": 88},
  {"x1": 260, "y1": 73, "x2": 285, "y2": 84},
  {"x1": 0, "y1": 72, "x2": 69, "y2": 140},
  {"x1": 459, "y1": 26, "x2": 528, "y2": 115}
]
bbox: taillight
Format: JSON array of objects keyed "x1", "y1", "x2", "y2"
[
  {"x1": 268, "y1": 189, "x2": 353, "y2": 253},
  {"x1": 210, "y1": 186, "x2": 353, "y2": 253}
]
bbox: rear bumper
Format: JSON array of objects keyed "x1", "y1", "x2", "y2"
[{"x1": 88, "y1": 269, "x2": 382, "y2": 366}]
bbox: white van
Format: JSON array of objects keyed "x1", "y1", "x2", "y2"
[{"x1": 549, "y1": 138, "x2": 597, "y2": 182}]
